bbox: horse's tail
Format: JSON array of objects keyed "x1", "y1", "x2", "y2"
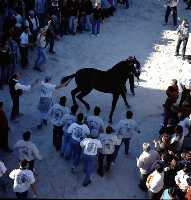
[{"x1": 61, "y1": 73, "x2": 76, "y2": 86}]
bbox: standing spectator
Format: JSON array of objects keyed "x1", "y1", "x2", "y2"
[
  {"x1": 60, "y1": 0, "x2": 70, "y2": 35},
  {"x1": 9, "y1": 160, "x2": 37, "y2": 199},
  {"x1": 68, "y1": 0, "x2": 79, "y2": 35},
  {"x1": 84, "y1": 0, "x2": 93, "y2": 31},
  {"x1": 37, "y1": 76, "x2": 66, "y2": 129},
  {"x1": 35, "y1": 0, "x2": 47, "y2": 27},
  {"x1": 49, "y1": 96, "x2": 69, "y2": 151},
  {"x1": 178, "y1": 114, "x2": 191, "y2": 137},
  {"x1": 19, "y1": 26, "x2": 30, "y2": 68},
  {"x1": 78, "y1": 0, "x2": 86, "y2": 33},
  {"x1": 116, "y1": 111, "x2": 140, "y2": 155},
  {"x1": 0, "y1": 38, "x2": 12, "y2": 89},
  {"x1": 61, "y1": 104, "x2": 79, "y2": 159},
  {"x1": 97, "y1": 126, "x2": 118, "y2": 177},
  {"x1": 26, "y1": 10, "x2": 39, "y2": 47},
  {"x1": 80, "y1": 134, "x2": 102, "y2": 186},
  {"x1": 175, "y1": 19, "x2": 189, "y2": 60},
  {"x1": 175, "y1": 165, "x2": 191, "y2": 199},
  {"x1": 45, "y1": 15, "x2": 57, "y2": 53},
  {"x1": 68, "y1": 113, "x2": 90, "y2": 173},
  {"x1": 14, "y1": 131, "x2": 42, "y2": 171},
  {"x1": 34, "y1": 27, "x2": 46, "y2": 72},
  {"x1": 137, "y1": 143, "x2": 160, "y2": 191},
  {"x1": 92, "y1": 3, "x2": 103, "y2": 36},
  {"x1": 9, "y1": 73, "x2": 38, "y2": 121},
  {"x1": 0, "y1": 160, "x2": 7, "y2": 192},
  {"x1": 146, "y1": 164, "x2": 165, "y2": 199},
  {"x1": 165, "y1": 0, "x2": 179, "y2": 27},
  {"x1": 86, "y1": 106, "x2": 104, "y2": 139},
  {"x1": 0, "y1": 101, "x2": 12, "y2": 152}
]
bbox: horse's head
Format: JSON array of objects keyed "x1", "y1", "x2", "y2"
[{"x1": 126, "y1": 56, "x2": 141, "y2": 78}]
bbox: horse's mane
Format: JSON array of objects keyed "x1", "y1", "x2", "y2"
[{"x1": 107, "y1": 60, "x2": 130, "y2": 73}]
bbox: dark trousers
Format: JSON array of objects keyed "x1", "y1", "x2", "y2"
[
  {"x1": 179, "y1": 88, "x2": 190, "y2": 107},
  {"x1": 175, "y1": 37, "x2": 188, "y2": 57},
  {"x1": 97, "y1": 153, "x2": 113, "y2": 176},
  {"x1": 139, "y1": 173, "x2": 148, "y2": 191},
  {"x1": 53, "y1": 125, "x2": 63, "y2": 151},
  {"x1": 49, "y1": 36, "x2": 55, "y2": 52},
  {"x1": 129, "y1": 74, "x2": 135, "y2": 94},
  {"x1": 11, "y1": 95, "x2": 20, "y2": 120},
  {"x1": 165, "y1": 6, "x2": 177, "y2": 26},
  {"x1": 122, "y1": 138, "x2": 130, "y2": 155},
  {"x1": 0, "y1": 129, "x2": 9, "y2": 150},
  {"x1": 16, "y1": 191, "x2": 28, "y2": 199},
  {"x1": 20, "y1": 46, "x2": 28, "y2": 68},
  {"x1": 112, "y1": 145, "x2": 120, "y2": 162}
]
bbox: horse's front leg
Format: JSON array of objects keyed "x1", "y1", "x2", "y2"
[
  {"x1": 109, "y1": 93, "x2": 120, "y2": 123},
  {"x1": 121, "y1": 90, "x2": 130, "y2": 108}
]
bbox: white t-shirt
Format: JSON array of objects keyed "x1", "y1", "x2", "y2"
[
  {"x1": 116, "y1": 118, "x2": 139, "y2": 139},
  {"x1": 49, "y1": 104, "x2": 69, "y2": 126},
  {"x1": 40, "y1": 81, "x2": 56, "y2": 98},
  {"x1": 86, "y1": 115, "x2": 104, "y2": 138},
  {"x1": 9, "y1": 169, "x2": 35, "y2": 193},
  {"x1": 14, "y1": 140, "x2": 42, "y2": 161},
  {"x1": 99, "y1": 133, "x2": 118, "y2": 154},
  {"x1": 80, "y1": 138, "x2": 102, "y2": 156},
  {"x1": 147, "y1": 171, "x2": 164, "y2": 193},
  {"x1": 68, "y1": 122, "x2": 90, "y2": 142},
  {"x1": 179, "y1": 117, "x2": 190, "y2": 137},
  {"x1": 175, "y1": 170, "x2": 190, "y2": 191},
  {"x1": 20, "y1": 32, "x2": 29, "y2": 45},
  {"x1": 0, "y1": 161, "x2": 7, "y2": 178},
  {"x1": 62, "y1": 114, "x2": 76, "y2": 133}
]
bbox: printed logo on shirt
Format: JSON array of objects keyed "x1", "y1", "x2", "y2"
[
  {"x1": 86, "y1": 142, "x2": 96, "y2": 154},
  {"x1": 73, "y1": 127, "x2": 83, "y2": 140},
  {"x1": 16, "y1": 173, "x2": 30, "y2": 185}
]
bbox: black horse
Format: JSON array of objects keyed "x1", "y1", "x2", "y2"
[{"x1": 61, "y1": 56, "x2": 141, "y2": 123}]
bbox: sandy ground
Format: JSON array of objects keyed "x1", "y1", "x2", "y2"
[{"x1": 1, "y1": 0, "x2": 191, "y2": 198}]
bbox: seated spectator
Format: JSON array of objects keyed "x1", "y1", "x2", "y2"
[
  {"x1": 137, "y1": 143, "x2": 160, "y2": 191},
  {"x1": 146, "y1": 164, "x2": 164, "y2": 199}
]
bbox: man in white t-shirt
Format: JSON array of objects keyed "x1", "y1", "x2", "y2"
[
  {"x1": 86, "y1": 106, "x2": 104, "y2": 138},
  {"x1": 146, "y1": 164, "x2": 164, "y2": 199},
  {"x1": 97, "y1": 126, "x2": 118, "y2": 177},
  {"x1": 49, "y1": 96, "x2": 69, "y2": 151},
  {"x1": 37, "y1": 76, "x2": 66, "y2": 129},
  {"x1": 9, "y1": 160, "x2": 37, "y2": 199},
  {"x1": 116, "y1": 111, "x2": 140, "y2": 155},
  {"x1": 68, "y1": 113, "x2": 90, "y2": 172},
  {"x1": 14, "y1": 131, "x2": 42, "y2": 171},
  {"x1": 0, "y1": 161, "x2": 7, "y2": 192},
  {"x1": 61, "y1": 105, "x2": 78, "y2": 159},
  {"x1": 80, "y1": 135, "x2": 102, "y2": 187}
]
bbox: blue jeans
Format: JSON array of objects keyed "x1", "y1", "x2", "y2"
[
  {"x1": 85, "y1": 15, "x2": 92, "y2": 31},
  {"x1": 71, "y1": 139, "x2": 82, "y2": 167},
  {"x1": 61, "y1": 134, "x2": 72, "y2": 159},
  {"x1": 69, "y1": 16, "x2": 78, "y2": 33},
  {"x1": 92, "y1": 20, "x2": 101, "y2": 35},
  {"x1": 83, "y1": 154, "x2": 96, "y2": 184},
  {"x1": 35, "y1": 47, "x2": 46, "y2": 69}
]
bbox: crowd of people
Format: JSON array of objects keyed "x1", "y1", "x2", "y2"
[
  {"x1": 1, "y1": 0, "x2": 191, "y2": 199},
  {"x1": 0, "y1": 0, "x2": 129, "y2": 89},
  {"x1": 136, "y1": 78, "x2": 191, "y2": 200}
]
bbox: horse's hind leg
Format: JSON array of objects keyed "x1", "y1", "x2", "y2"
[
  {"x1": 76, "y1": 89, "x2": 92, "y2": 110},
  {"x1": 71, "y1": 87, "x2": 81, "y2": 106}
]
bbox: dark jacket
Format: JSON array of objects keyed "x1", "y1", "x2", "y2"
[
  {"x1": 92, "y1": 7, "x2": 103, "y2": 21},
  {"x1": 0, "y1": 110, "x2": 9, "y2": 131}
]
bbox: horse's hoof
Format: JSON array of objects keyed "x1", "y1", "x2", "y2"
[{"x1": 108, "y1": 119, "x2": 113, "y2": 124}]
